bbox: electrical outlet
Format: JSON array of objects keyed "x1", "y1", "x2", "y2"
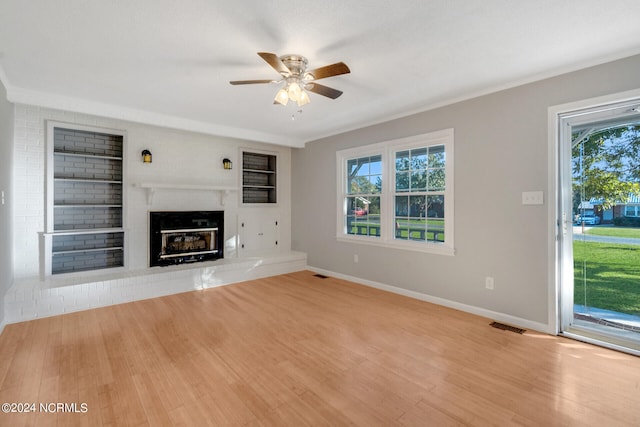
[
  {"x1": 353, "y1": 254, "x2": 359, "y2": 263},
  {"x1": 485, "y1": 277, "x2": 494, "y2": 290}
]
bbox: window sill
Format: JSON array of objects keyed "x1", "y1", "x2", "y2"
[{"x1": 336, "y1": 235, "x2": 455, "y2": 256}]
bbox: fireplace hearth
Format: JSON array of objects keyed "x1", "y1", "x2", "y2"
[{"x1": 150, "y1": 211, "x2": 224, "y2": 267}]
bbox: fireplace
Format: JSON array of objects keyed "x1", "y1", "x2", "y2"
[{"x1": 150, "y1": 211, "x2": 224, "y2": 267}]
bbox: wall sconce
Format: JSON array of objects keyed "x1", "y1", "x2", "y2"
[
  {"x1": 223, "y1": 158, "x2": 232, "y2": 170},
  {"x1": 142, "y1": 149, "x2": 152, "y2": 163}
]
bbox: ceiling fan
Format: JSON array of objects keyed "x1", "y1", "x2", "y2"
[{"x1": 230, "y1": 52, "x2": 350, "y2": 107}]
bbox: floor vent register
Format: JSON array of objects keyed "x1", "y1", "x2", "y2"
[{"x1": 490, "y1": 321, "x2": 526, "y2": 334}]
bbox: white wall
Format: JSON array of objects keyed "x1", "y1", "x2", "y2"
[
  {"x1": 12, "y1": 105, "x2": 292, "y2": 279},
  {"x1": 0, "y1": 80, "x2": 14, "y2": 327},
  {"x1": 291, "y1": 54, "x2": 640, "y2": 329}
]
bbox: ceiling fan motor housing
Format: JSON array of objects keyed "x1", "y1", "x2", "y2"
[{"x1": 279, "y1": 55, "x2": 308, "y2": 78}]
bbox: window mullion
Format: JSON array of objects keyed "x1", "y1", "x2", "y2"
[{"x1": 382, "y1": 145, "x2": 394, "y2": 242}]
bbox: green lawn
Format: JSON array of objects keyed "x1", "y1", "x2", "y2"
[
  {"x1": 585, "y1": 226, "x2": 640, "y2": 238},
  {"x1": 573, "y1": 241, "x2": 640, "y2": 315},
  {"x1": 347, "y1": 218, "x2": 444, "y2": 241}
]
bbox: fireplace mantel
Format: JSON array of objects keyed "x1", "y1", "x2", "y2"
[{"x1": 133, "y1": 182, "x2": 238, "y2": 205}]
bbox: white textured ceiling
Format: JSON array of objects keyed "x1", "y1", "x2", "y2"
[{"x1": 1, "y1": 0, "x2": 639, "y2": 147}]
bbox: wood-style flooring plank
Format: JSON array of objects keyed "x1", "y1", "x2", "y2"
[{"x1": 0, "y1": 270, "x2": 639, "y2": 426}]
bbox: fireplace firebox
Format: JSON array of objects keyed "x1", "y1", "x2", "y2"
[{"x1": 150, "y1": 211, "x2": 224, "y2": 267}]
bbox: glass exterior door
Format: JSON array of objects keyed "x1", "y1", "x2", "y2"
[{"x1": 559, "y1": 99, "x2": 640, "y2": 354}]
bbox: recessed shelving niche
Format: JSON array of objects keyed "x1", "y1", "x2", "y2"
[
  {"x1": 44, "y1": 122, "x2": 126, "y2": 275},
  {"x1": 242, "y1": 150, "x2": 277, "y2": 204}
]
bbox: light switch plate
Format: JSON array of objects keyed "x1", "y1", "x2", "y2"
[{"x1": 522, "y1": 191, "x2": 544, "y2": 205}]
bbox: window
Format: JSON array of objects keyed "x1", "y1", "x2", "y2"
[
  {"x1": 346, "y1": 155, "x2": 382, "y2": 237},
  {"x1": 625, "y1": 205, "x2": 640, "y2": 217},
  {"x1": 337, "y1": 129, "x2": 454, "y2": 255},
  {"x1": 394, "y1": 145, "x2": 445, "y2": 242}
]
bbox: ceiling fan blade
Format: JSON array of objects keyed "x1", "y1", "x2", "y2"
[
  {"x1": 257, "y1": 52, "x2": 291, "y2": 76},
  {"x1": 306, "y1": 62, "x2": 350, "y2": 80},
  {"x1": 229, "y1": 79, "x2": 274, "y2": 85},
  {"x1": 306, "y1": 83, "x2": 343, "y2": 99}
]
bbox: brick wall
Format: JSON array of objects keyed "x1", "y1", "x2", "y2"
[
  {"x1": 6, "y1": 102, "x2": 298, "y2": 322},
  {"x1": 53, "y1": 127, "x2": 123, "y2": 157},
  {"x1": 12, "y1": 103, "x2": 293, "y2": 279},
  {"x1": 5, "y1": 252, "x2": 307, "y2": 322},
  {"x1": 54, "y1": 207, "x2": 122, "y2": 230},
  {"x1": 13, "y1": 105, "x2": 48, "y2": 278},
  {"x1": 0, "y1": 80, "x2": 14, "y2": 328}
]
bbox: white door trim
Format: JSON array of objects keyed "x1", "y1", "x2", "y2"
[{"x1": 547, "y1": 88, "x2": 640, "y2": 335}]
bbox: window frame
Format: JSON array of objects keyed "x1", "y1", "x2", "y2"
[
  {"x1": 625, "y1": 205, "x2": 640, "y2": 217},
  {"x1": 344, "y1": 153, "x2": 383, "y2": 238},
  {"x1": 336, "y1": 128, "x2": 455, "y2": 256}
]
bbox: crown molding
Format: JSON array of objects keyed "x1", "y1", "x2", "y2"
[{"x1": 1, "y1": 76, "x2": 304, "y2": 148}]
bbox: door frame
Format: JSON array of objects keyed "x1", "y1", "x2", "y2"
[{"x1": 547, "y1": 88, "x2": 640, "y2": 349}]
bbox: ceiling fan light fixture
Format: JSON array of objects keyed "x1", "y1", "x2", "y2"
[
  {"x1": 276, "y1": 79, "x2": 310, "y2": 107},
  {"x1": 274, "y1": 87, "x2": 289, "y2": 105},
  {"x1": 297, "y1": 90, "x2": 310, "y2": 107},
  {"x1": 287, "y1": 81, "x2": 302, "y2": 102}
]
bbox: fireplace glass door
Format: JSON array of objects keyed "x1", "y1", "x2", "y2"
[
  {"x1": 149, "y1": 211, "x2": 224, "y2": 267},
  {"x1": 160, "y1": 228, "x2": 218, "y2": 260}
]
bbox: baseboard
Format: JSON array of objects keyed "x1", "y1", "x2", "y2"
[{"x1": 308, "y1": 265, "x2": 554, "y2": 335}]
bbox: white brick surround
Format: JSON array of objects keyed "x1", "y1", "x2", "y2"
[
  {"x1": 6, "y1": 252, "x2": 307, "y2": 323},
  {"x1": 8, "y1": 103, "x2": 300, "y2": 324},
  {"x1": 13, "y1": 104, "x2": 47, "y2": 278}
]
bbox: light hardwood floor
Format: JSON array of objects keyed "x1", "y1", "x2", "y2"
[{"x1": 0, "y1": 270, "x2": 639, "y2": 426}]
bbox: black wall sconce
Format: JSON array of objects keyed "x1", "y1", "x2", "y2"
[
  {"x1": 142, "y1": 149, "x2": 152, "y2": 163},
  {"x1": 223, "y1": 158, "x2": 232, "y2": 170}
]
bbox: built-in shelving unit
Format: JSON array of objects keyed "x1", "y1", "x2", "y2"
[
  {"x1": 242, "y1": 151, "x2": 277, "y2": 204},
  {"x1": 44, "y1": 122, "x2": 126, "y2": 275}
]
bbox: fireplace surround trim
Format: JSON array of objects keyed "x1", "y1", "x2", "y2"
[{"x1": 134, "y1": 182, "x2": 237, "y2": 205}]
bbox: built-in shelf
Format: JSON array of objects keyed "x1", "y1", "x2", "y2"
[
  {"x1": 45, "y1": 123, "x2": 126, "y2": 276},
  {"x1": 53, "y1": 151, "x2": 123, "y2": 161},
  {"x1": 49, "y1": 227, "x2": 125, "y2": 236},
  {"x1": 243, "y1": 168, "x2": 276, "y2": 174},
  {"x1": 133, "y1": 182, "x2": 238, "y2": 205},
  {"x1": 54, "y1": 204, "x2": 123, "y2": 208},
  {"x1": 242, "y1": 185, "x2": 276, "y2": 189},
  {"x1": 53, "y1": 247, "x2": 124, "y2": 256},
  {"x1": 54, "y1": 178, "x2": 123, "y2": 184},
  {"x1": 242, "y1": 151, "x2": 277, "y2": 204}
]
